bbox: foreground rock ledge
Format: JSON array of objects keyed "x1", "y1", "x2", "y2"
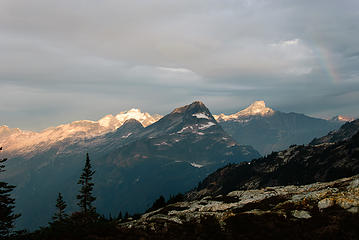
[{"x1": 120, "y1": 175, "x2": 359, "y2": 239}]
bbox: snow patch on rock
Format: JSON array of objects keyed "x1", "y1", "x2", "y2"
[
  {"x1": 190, "y1": 162, "x2": 204, "y2": 168},
  {"x1": 121, "y1": 133, "x2": 132, "y2": 138},
  {"x1": 154, "y1": 142, "x2": 170, "y2": 146},
  {"x1": 198, "y1": 122, "x2": 216, "y2": 130},
  {"x1": 192, "y1": 113, "x2": 210, "y2": 120}
]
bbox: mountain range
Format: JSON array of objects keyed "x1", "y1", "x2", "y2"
[
  {"x1": 29, "y1": 115, "x2": 359, "y2": 240},
  {"x1": 1, "y1": 101, "x2": 259, "y2": 229},
  {"x1": 0, "y1": 108, "x2": 162, "y2": 156},
  {"x1": 1, "y1": 100, "x2": 347, "y2": 157},
  {"x1": 0, "y1": 101, "x2": 355, "y2": 229}
]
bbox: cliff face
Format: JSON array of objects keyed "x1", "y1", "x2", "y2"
[{"x1": 119, "y1": 175, "x2": 359, "y2": 240}]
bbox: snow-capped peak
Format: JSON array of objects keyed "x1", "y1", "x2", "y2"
[
  {"x1": 214, "y1": 101, "x2": 274, "y2": 122},
  {"x1": 98, "y1": 108, "x2": 162, "y2": 129},
  {"x1": 238, "y1": 101, "x2": 274, "y2": 116}
]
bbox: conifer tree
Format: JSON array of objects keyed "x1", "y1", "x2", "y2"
[
  {"x1": 0, "y1": 147, "x2": 20, "y2": 238},
  {"x1": 52, "y1": 192, "x2": 67, "y2": 222},
  {"x1": 77, "y1": 153, "x2": 96, "y2": 216},
  {"x1": 117, "y1": 211, "x2": 123, "y2": 220},
  {"x1": 147, "y1": 195, "x2": 166, "y2": 212}
]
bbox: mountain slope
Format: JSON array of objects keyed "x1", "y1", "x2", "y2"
[
  {"x1": 310, "y1": 119, "x2": 359, "y2": 145},
  {"x1": 188, "y1": 121, "x2": 359, "y2": 200},
  {"x1": 1, "y1": 101, "x2": 259, "y2": 229},
  {"x1": 214, "y1": 101, "x2": 342, "y2": 155}
]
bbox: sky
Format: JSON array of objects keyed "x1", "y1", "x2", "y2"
[{"x1": 0, "y1": 0, "x2": 358, "y2": 131}]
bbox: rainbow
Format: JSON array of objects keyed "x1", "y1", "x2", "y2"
[{"x1": 312, "y1": 44, "x2": 341, "y2": 83}]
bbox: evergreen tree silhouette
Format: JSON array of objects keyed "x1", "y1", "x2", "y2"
[
  {"x1": 52, "y1": 192, "x2": 67, "y2": 222},
  {"x1": 77, "y1": 153, "x2": 96, "y2": 216},
  {"x1": 147, "y1": 195, "x2": 166, "y2": 212},
  {"x1": 117, "y1": 211, "x2": 123, "y2": 220},
  {"x1": 0, "y1": 147, "x2": 20, "y2": 238}
]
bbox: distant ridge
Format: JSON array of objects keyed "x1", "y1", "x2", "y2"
[
  {"x1": 213, "y1": 101, "x2": 342, "y2": 155},
  {"x1": 0, "y1": 109, "x2": 162, "y2": 155},
  {"x1": 330, "y1": 115, "x2": 355, "y2": 122}
]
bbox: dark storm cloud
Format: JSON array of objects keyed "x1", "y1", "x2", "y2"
[{"x1": 0, "y1": 0, "x2": 358, "y2": 130}]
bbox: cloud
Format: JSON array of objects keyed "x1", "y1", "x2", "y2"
[{"x1": 0, "y1": 0, "x2": 359, "y2": 129}]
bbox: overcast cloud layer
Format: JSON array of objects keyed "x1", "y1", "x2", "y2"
[{"x1": 0, "y1": 0, "x2": 358, "y2": 130}]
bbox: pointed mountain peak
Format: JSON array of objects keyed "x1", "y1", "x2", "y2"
[
  {"x1": 123, "y1": 118, "x2": 141, "y2": 124},
  {"x1": 214, "y1": 100, "x2": 275, "y2": 122},
  {"x1": 248, "y1": 100, "x2": 267, "y2": 109},
  {"x1": 169, "y1": 101, "x2": 215, "y2": 124},
  {"x1": 115, "y1": 118, "x2": 144, "y2": 135},
  {"x1": 171, "y1": 101, "x2": 208, "y2": 114},
  {"x1": 147, "y1": 101, "x2": 217, "y2": 137},
  {"x1": 191, "y1": 101, "x2": 205, "y2": 107},
  {"x1": 122, "y1": 118, "x2": 144, "y2": 128},
  {"x1": 239, "y1": 100, "x2": 274, "y2": 116},
  {"x1": 187, "y1": 101, "x2": 210, "y2": 113}
]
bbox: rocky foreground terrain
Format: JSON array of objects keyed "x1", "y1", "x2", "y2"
[{"x1": 119, "y1": 175, "x2": 359, "y2": 239}]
